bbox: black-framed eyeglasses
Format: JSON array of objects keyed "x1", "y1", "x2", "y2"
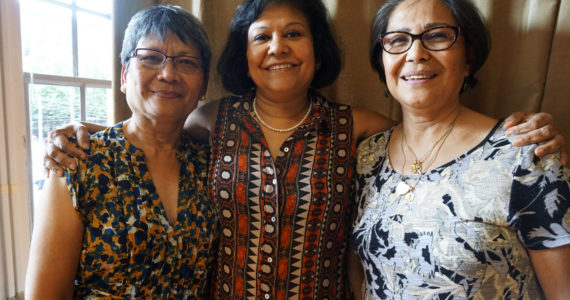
[
  {"x1": 380, "y1": 26, "x2": 460, "y2": 54},
  {"x1": 130, "y1": 48, "x2": 202, "y2": 74}
]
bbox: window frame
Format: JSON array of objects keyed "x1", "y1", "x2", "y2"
[{"x1": 0, "y1": 0, "x2": 113, "y2": 298}]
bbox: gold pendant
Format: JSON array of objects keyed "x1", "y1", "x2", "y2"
[{"x1": 411, "y1": 160, "x2": 421, "y2": 174}]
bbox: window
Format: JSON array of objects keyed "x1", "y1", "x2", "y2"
[{"x1": 20, "y1": 0, "x2": 113, "y2": 203}]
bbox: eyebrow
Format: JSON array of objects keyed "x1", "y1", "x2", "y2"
[
  {"x1": 390, "y1": 22, "x2": 453, "y2": 32},
  {"x1": 249, "y1": 21, "x2": 307, "y2": 31}
]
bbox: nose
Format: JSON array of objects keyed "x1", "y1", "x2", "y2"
[
  {"x1": 158, "y1": 58, "x2": 179, "y2": 81},
  {"x1": 406, "y1": 39, "x2": 430, "y2": 62},
  {"x1": 268, "y1": 35, "x2": 289, "y2": 56}
]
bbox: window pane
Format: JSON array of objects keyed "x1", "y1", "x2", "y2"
[
  {"x1": 76, "y1": 0, "x2": 112, "y2": 15},
  {"x1": 20, "y1": 0, "x2": 73, "y2": 76},
  {"x1": 78, "y1": 11, "x2": 112, "y2": 79},
  {"x1": 28, "y1": 84, "x2": 80, "y2": 198},
  {"x1": 86, "y1": 87, "x2": 111, "y2": 125}
]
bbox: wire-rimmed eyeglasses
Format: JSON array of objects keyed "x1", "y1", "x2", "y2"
[
  {"x1": 380, "y1": 26, "x2": 460, "y2": 54},
  {"x1": 130, "y1": 48, "x2": 202, "y2": 74}
]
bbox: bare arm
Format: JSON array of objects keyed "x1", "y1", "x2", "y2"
[
  {"x1": 352, "y1": 107, "x2": 395, "y2": 144},
  {"x1": 25, "y1": 175, "x2": 84, "y2": 300},
  {"x1": 184, "y1": 99, "x2": 220, "y2": 142},
  {"x1": 348, "y1": 250, "x2": 365, "y2": 300},
  {"x1": 504, "y1": 112, "x2": 567, "y2": 165},
  {"x1": 44, "y1": 100, "x2": 220, "y2": 176},
  {"x1": 528, "y1": 244, "x2": 570, "y2": 300}
]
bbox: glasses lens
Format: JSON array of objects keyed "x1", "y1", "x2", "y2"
[
  {"x1": 422, "y1": 27, "x2": 457, "y2": 51},
  {"x1": 174, "y1": 56, "x2": 201, "y2": 74},
  {"x1": 135, "y1": 49, "x2": 165, "y2": 67},
  {"x1": 382, "y1": 32, "x2": 412, "y2": 54}
]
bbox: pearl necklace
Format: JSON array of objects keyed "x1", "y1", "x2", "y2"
[{"x1": 252, "y1": 97, "x2": 312, "y2": 133}]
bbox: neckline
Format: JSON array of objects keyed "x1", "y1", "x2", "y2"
[{"x1": 385, "y1": 118, "x2": 504, "y2": 178}]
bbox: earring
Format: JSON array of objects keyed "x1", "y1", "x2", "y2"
[
  {"x1": 316, "y1": 62, "x2": 321, "y2": 70},
  {"x1": 384, "y1": 88, "x2": 390, "y2": 98}
]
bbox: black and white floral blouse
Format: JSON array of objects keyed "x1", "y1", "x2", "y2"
[{"x1": 352, "y1": 120, "x2": 570, "y2": 299}]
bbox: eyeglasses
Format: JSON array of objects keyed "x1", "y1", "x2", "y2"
[
  {"x1": 380, "y1": 26, "x2": 460, "y2": 54},
  {"x1": 130, "y1": 48, "x2": 202, "y2": 74}
]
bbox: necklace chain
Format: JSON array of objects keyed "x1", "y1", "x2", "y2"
[
  {"x1": 253, "y1": 97, "x2": 312, "y2": 133},
  {"x1": 402, "y1": 110, "x2": 460, "y2": 174},
  {"x1": 396, "y1": 110, "x2": 460, "y2": 203}
]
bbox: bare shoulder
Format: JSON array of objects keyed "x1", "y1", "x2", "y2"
[
  {"x1": 185, "y1": 99, "x2": 221, "y2": 142},
  {"x1": 462, "y1": 108, "x2": 498, "y2": 134},
  {"x1": 352, "y1": 106, "x2": 395, "y2": 143}
]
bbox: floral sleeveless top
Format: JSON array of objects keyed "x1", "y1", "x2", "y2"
[{"x1": 66, "y1": 123, "x2": 219, "y2": 299}]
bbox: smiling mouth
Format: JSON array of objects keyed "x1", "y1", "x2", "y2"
[
  {"x1": 153, "y1": 91, "x2": 180, "y2": 98},
  {"x1": 402, "y1": 74, "x2": 437, "y2": 81},
  {"x1": 267, "y1": 63, "x2": 295, "y2": 71}
]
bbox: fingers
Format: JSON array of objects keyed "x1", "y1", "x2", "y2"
[
  {"x1": 506, "y1": 112, "x2": 553, "y2": 136},
  {"x1": 43, "y1": 155, "x2": 66, "y2": 178},
  {"x1": 503, "y1": 111, "x2": 529, "y2": 130},
  {"x1": 72, "y1": 123, "x2": 90, "y2": 149},
  {"x1": 560, "y1": 149, "x2": 568, "y2": 167},
  {"x1": 512, "y1": 124, "x2": 557, "y2": 147},
  {"x1": 47, "y1": 129, "x2": 88, "y2": 160},
  {"x1": 533, "y1": 134, "x2": 566, "y2": 157}
]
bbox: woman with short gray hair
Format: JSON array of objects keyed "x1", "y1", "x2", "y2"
[{"x1": 25, "y1": 5, "x2": 218, "y2": 299}]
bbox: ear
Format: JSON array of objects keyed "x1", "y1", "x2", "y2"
[{"x1": 120, "y1": 63, "x2": 128, "y2": 94}]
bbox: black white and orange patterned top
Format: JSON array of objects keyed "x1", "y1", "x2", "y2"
[
  {"x1": 66, "y1": 123, "x2": 219, "y2": 299},
  {"x1": 209, "y1": 89, "x2": 356, "y2": 299}
]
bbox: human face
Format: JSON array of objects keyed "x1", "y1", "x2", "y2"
[
  {"x1": 121, "y1": 34, "x2": 204, "y2": 123},
  {"x1": 382, "y1": 0, "x2": 469, "y2": 111},
  {"x1": 247, "y1": 4, "x2": 315, "y2": 100}
]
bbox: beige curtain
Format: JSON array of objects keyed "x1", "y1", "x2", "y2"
[{"x1": 112, "y1": 0, "x2": 570, "y2": 140}]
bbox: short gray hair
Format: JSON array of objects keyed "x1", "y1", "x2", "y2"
[{"x1": 120, "y1": 5, "x2": 211, "y2": 89}]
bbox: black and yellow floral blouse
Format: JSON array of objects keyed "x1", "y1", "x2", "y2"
[{"x1": 65, "y1": 123, "x2": 219, "y2": 299}]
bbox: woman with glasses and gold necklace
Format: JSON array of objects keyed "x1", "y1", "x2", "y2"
[{"x1": 351, "y1": 0, "x2": 570, "y2": 299}]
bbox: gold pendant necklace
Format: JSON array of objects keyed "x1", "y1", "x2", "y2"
[
  {"x1": 402, "y1": 110, "x2": 460, "y2": 174},
  {"x1": 396, "y1": 109, "x2": 460, "y2": 203}
]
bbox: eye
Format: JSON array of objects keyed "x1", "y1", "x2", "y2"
[
  {"x1": 139, "y1": 54, "x2": 163, "y2": 65},
  {"x1": 177, "y1": 57, "x2": 200, "y2": 68},
  {"x1": 384, "y1": 34, "x2": 410, "y2": 46},
  {"x1": 424, "y1": 29, "x2": 453, "y2": 42},
  {"x1": 285, "y1": 30, "x2": 301, "y2": 38},
  {"x1": 253, "y1": 33, "x2": 270, "y2": 42}
]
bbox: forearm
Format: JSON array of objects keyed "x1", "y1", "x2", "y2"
[{"x1": 348, "y1": 251, "x2": 365, "y2": 300}]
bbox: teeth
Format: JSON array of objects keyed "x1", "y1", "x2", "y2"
[
  {"x1": 269, "y1": 64, "x2": 293, "y2": 70},
  {"x1": 404, "y1": 75, "x2": 433, "y2": 80}
]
